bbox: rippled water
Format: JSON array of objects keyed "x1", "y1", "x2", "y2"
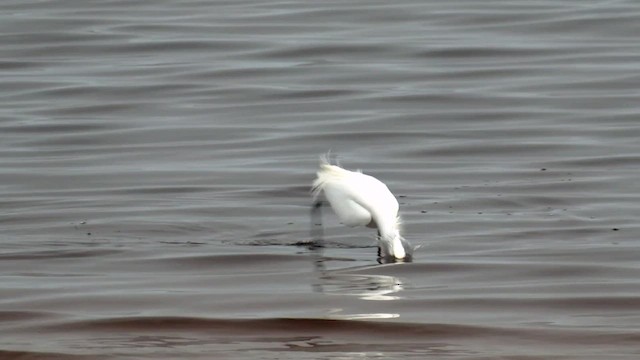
[{"x1": 2, "y1": 0, "x2": 640, "y2": 359}]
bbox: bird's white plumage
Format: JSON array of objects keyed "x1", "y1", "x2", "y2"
[{"x1": 312, "y1": 156, "x2": 409, "y2": 260}]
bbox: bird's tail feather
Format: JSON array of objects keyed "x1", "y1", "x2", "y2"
[{"x1": 311, "y1": 152, "x2": 348, "y2": 201}]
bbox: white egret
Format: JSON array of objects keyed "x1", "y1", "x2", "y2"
[{"x1": 311, "y1": 155, "x2": 411, "y2": 262}]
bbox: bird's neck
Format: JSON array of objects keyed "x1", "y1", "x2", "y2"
[{"x1": 379, "y1": 227, "x2": 406, "y2": 259}]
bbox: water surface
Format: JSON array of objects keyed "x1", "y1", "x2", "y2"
[{"x1": 1, "y1": 0, "x2": 640, "y2": 358}]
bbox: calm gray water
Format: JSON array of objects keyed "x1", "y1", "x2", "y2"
[{"x1": 1, "y1": 0, "x2": 640, "y2": 359}]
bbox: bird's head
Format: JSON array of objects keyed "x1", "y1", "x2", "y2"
[{"x1": 380, "y1": 228, "x2": 411, "y2": 262}]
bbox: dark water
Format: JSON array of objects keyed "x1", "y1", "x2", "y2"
[{"x1": 2, "y1": 0, "x2": 640, "y2": 358}]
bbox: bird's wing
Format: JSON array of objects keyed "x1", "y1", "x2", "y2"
[
  {"x1": 313, "y1": 161, "x2": 399, "y2": 228},
  {"x1": 322, "y1": 179, "x2": 373, "y2": 227}
]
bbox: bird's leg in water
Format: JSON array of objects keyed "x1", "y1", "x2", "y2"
[
  {"x1": 377, "y1": 230, "x2": 381, "y2": 258},
  {"x1": 310, "y1": 201, "x2": 324, "y2": 249},
  {"x1": 310, "y1": 201, "x2": 326, "y2": 293}
]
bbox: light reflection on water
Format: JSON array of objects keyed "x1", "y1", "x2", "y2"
[{"x1": 326, "y1": 311, "x2": 400, "y2": 320}]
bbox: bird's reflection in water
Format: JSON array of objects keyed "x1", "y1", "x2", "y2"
[
  {"x1": 308, "y1": 242, "x2": 404, "y2": 320},
  {"x1": 309, "y1": 200, "x2": 404, "y2": 321},
  {"x1": 316, "y1": 272, "x2": 403, "y2": 301}
]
